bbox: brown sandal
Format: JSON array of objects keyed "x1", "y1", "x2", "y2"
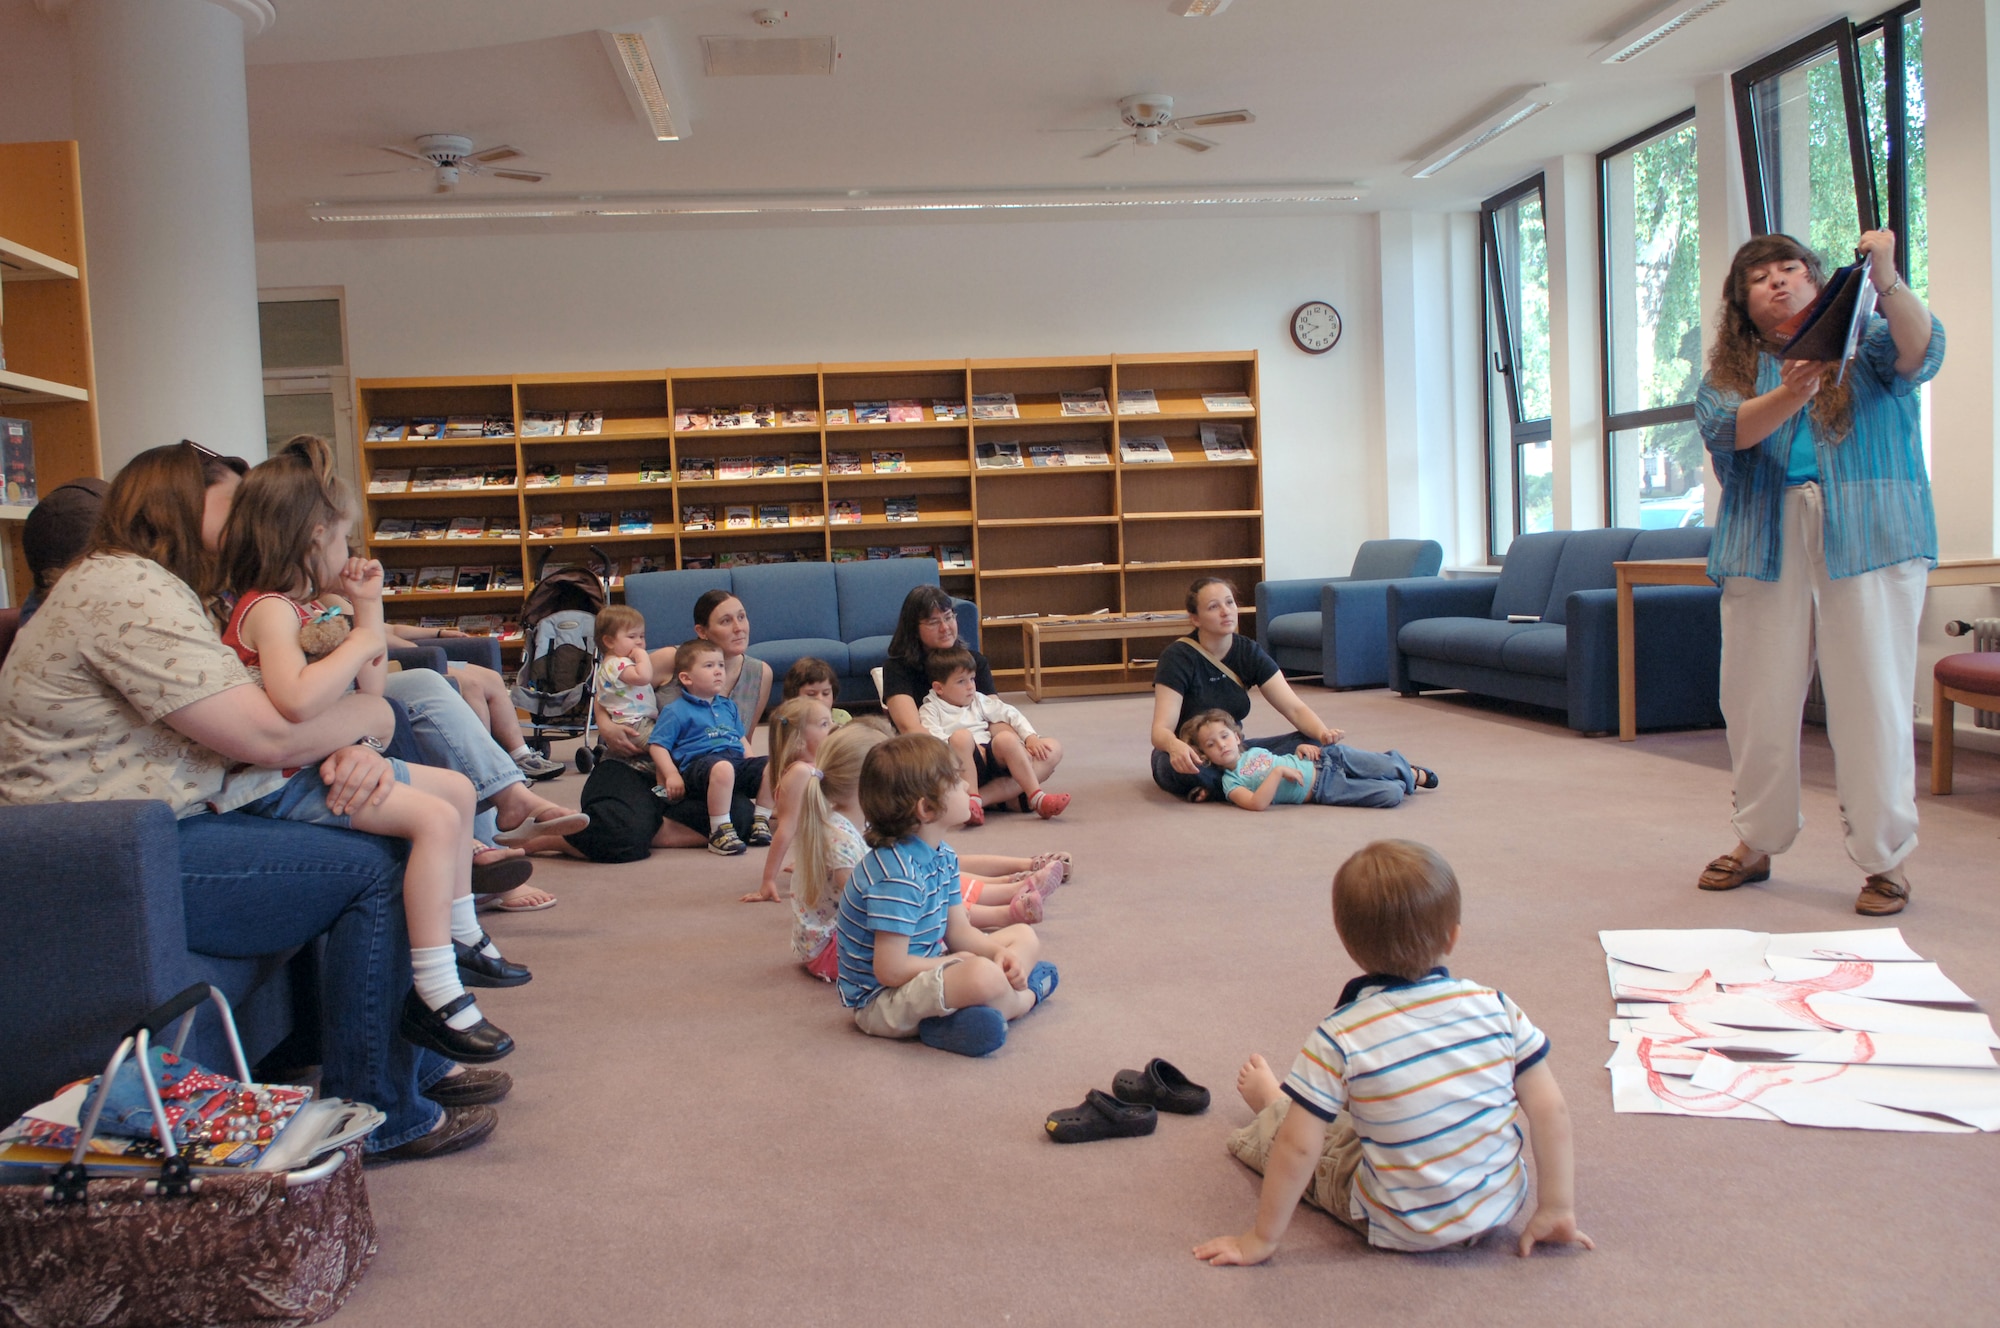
[
  {"x1": 1856, "y1": 871, "x2": 1911, "y2": 916},
  {"x1": 1697, "y1": 852, "x2": 1771, "y2": 892}
]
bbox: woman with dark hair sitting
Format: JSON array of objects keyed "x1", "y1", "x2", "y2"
[
  {"x1": 880, "y1": 584, "x2": 1063, "y2": 811},
  {"x1": 1149, "y1": 576, "x2": 1343, "y2": 803}
]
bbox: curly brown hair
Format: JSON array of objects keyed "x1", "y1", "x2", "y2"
[{"x1": 1705, "y1": 233, "x2": 1853, "y2": 442}]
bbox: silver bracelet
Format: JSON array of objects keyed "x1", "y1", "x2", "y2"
[
  {"x1": 1879, "y1": 278, "x2": 1907, "y2": 299},
  {"x1": 355, "y1": 735, "x2": 387, "y2": 753}
]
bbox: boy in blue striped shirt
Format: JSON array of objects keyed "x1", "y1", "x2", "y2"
[
  {"x1": 833, "y1": 732, "x2": 1057, "y2": 1056},
  {"x1": 1196, "y1": 840, "x2": 1592, "y2": 1263}
]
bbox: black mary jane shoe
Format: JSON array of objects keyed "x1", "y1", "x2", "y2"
[
  {"x1": 455, "y1": 935, "x2": 532, "y2": 988},
  {"x1": 399, "y1": 989, "x2": 515, "y2": 1064}
]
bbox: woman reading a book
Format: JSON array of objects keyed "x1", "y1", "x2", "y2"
[
  {"x1": 1149, "y1": 576, "x2": 1342, "y2": 802},
  {"x1": 1693, "y1": 229, "x2": 1943, "y2": 917}
]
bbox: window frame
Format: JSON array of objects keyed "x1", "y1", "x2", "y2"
[
  {"x1": 1732, "y1": 18, "x2": 1880, "y2": 241},
  {"x1": 1854, "y1": 2, "x2": 1922, "y2": 282},
  {"x1": 1596, "y1": 108, "x2": 1700, "y2": 527},
  {"x1": 1481, "y1": 173, "x2": 1552, "y2": 558}
]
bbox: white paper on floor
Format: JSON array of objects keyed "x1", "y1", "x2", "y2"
[{"x1": 1599, "y1": 927, "x2": 2000, "y2": 1132}]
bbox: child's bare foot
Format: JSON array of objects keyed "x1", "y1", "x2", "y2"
[{"x1": 1237, "y1": 1053, "x2": 1282, "y2": 1112}]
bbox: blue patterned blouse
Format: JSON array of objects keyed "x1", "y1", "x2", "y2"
[{"x1": 1697, "y1": 313, "x2": 1945, "y2": 582}]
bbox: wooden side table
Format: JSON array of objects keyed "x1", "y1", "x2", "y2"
[{"x1": 1017, "y1": 614, "x2": 1188, "y2": 701}]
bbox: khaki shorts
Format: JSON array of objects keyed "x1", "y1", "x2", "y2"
[
  {"x1": 853, "y1": 957, "x2": 962, "y2": 1039},
  {"x1": 1226, "y1": 1098, "x2": 1367, "y2": 1232}
]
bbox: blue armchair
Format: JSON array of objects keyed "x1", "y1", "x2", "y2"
[{"x1": 1256, "y1": 539, "x2": 1444, "y2": 688}]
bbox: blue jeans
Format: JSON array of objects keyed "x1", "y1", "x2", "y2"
[
  {"x1": 175, "y1": 812, "x2": 449, "y2": 1151},
  {"x1": 386, "y1": 667, "x2": 521, "y2": 845},
  {"x1": 1151, "y1": 731, "x2": 1307, "y2": 801},
  {"x1": 1309, "y1": 745, "x2": 1415, "y2": 808}
]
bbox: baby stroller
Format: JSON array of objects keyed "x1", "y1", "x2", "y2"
[{"x1": 511, "y1": 548, "x2": 611, "y2": 772}]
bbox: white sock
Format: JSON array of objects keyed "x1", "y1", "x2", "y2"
[
  {"x1": 412, "y1": 945, "x2": 482, "y2": 1029},
  {"x1": 1029, "y1": 790, "x2": 1045, "y2": 807},
  {"x1": 710, "y1": 814, "x2": 731, "y2": 832},
  {"x1": 449, "y1": 895, "x2": 499, "y2": 957},
  {"x1": 754, "y1": 804, "x2": 773, "y2": 819},
  {"x1": 508, "y1": 745, "x2": 532, "y2": 760}
]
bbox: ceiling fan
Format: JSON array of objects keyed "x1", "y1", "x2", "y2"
[
  {"x1": 1067, "y1": 94, "x2": 1255, "y2": 159},
  {"x1": 344, "y1": 134, "x2": 549, "y2": 193}
]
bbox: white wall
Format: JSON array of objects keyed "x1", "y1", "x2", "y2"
[{"x1": 258, "y1": 211, "x2": 1445, "y2": 580}]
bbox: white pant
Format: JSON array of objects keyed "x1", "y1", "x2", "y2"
[{"x1": 1718, "y1": 483, "x2": 1926, "y2": 875}]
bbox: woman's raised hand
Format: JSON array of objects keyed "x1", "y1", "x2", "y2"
[{"x1": 1168, "y1": 739, "x2": 1204, "y2": 775}]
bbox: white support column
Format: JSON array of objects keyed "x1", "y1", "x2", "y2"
[
  {"x1": 1695, "y1": 73, "x2": 1751, "y2": 527},
  {"x1": 1543, "y1": 152, "x2": 1602, "y2": 530},
  {"x1": 39, "y1": 0, "x2": 273, "y2": 472}
]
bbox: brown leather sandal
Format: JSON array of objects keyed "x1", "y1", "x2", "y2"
[
  {"x1": 1856, "y1": 871, "x2": 1911, "y2": 916},
  {"x1": 1697, "y1": 852, "x2": 1771, "y2": 891}
]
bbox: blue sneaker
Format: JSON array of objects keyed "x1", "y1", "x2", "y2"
[
  {"x1": 917, "y1": 1006, "x2": 1007, "y2": 1057},
  {"x1": 1025, "y1": 962, "x2": 1059, "y2": 1008}
]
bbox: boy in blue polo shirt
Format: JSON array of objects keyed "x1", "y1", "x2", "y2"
[
  {"x1": 832, "y1": 732, "x2": 1057, "y2": 1056},
  {"x1": 649, "y1": 637, "x2": 768, "y2": 855}
]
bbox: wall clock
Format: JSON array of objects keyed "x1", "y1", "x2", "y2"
[{"x1": 1290, "y1": 300, "x2": 1342, "y2": 354}]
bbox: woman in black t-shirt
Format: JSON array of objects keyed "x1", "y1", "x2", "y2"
[
  {"x1": 1150, "y1": 576, "x2": 1342, "y2": 801},
  {"x1": 882, "y1": 584, "x2": 1064, "y2": 807}
]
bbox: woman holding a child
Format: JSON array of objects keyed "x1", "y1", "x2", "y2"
[
  {"x1": 1150, "y1": 576, "x2": 1343, "y2": 802},
  {"x1": 881, "y1": 585, "x2": 1064, "y2": 809}
]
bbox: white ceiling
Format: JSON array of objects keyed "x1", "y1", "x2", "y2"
[{"x1": 15, "y1": 0, "x2": 1869, "y2": 241}]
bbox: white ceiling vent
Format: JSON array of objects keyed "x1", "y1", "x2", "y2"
[{"x1": 700, "y1": 35, "x2": 837, "y2": 76}]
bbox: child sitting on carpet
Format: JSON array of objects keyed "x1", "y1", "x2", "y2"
[
  {"x1": 1181, "y1": 710, "x2": 1436, "y2": 811},
  {"x1": 918, "y1": 647, "x2": 1069, "y2": 824},
  {"x1": 831, "y1": 733, "x2": 1057, "y2": 1055},
  {"x1": 1194, "y1": 840, "x2": 1592, "y2": 1264},
  {"x1": 650, "y1": 637, "x2": 770, "y2": 856},
  {"x1": 783, "y1": 656, "x2": 852, "y2": 726},
  {"x1": 744, "y1": 696, "x2": 836, "y2": 903}
]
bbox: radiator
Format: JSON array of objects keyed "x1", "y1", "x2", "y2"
[{"x1": 1946, "y1": 618, "x2": 2000, "y2": 730}]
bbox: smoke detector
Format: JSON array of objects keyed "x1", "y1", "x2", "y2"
[{"x1": 752, "y1": 8, "x2": 785, "y2": 25}]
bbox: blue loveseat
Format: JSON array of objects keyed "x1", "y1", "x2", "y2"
[
  {"x1": 1256, "y1": 539, "x2": 1445, "y2": 688},
  {"x1": 623, "y1": 558, "x2": 979, "y2": 710},
  {"x1": 1388, "y1": 527, "x2": 1720, "y2": 734}
]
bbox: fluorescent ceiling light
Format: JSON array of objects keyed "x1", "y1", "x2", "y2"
[
  {"x1": 1594, "y1": 0, "x2": 1730, "y2": 63},
  {"x1": 1406, "y1": 86, "x2": 1559, "y2": 179},
  {"x1": 599, "y1": 25, "x2": 687, "y2": 140},
  {"x1": 309, "y1": 183, "x2": 1366, "y2": 224},
  {"x1": 1169, "y1": 0, "x2": 1235, "y2": 15}
]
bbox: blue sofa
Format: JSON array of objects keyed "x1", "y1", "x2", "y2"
[
  {"x1": 1256, "y1": 539, "x2": 1445, "y2": 688},
  {"x1": 1388, "y1": 527, "x2": 1720, "y2": 734},
  {"x1": 623, "y1": 558, "x2": 979, "y2": 710}
]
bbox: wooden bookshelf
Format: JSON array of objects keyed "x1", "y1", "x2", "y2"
[
  {"x1": 355, "y1": 353, "x2": 1263, "y2": 688},
  {"x1": 0, "y1": 142, "x2": 102, "y2": 607}
]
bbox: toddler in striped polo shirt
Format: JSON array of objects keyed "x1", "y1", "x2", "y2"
[{"x1": 1195, "y1": 840, "x2": 1593, "y2": 1264}]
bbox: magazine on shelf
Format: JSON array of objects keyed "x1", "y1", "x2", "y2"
[
  {"x1": 828, "y1": 451, "x2": 863, "y2": 474},
  {"x1": 566, "y1": 410, "x2": 604, "y2": 436},
  {"x1": 975, "y1": 441, "x2": 1024, "y2": 469},
  {"x1": 1059, "y1": 388, "x2": 1110, "y2": 417},
  {"x1": 480, "y1": 466, "x2": 517, "y2": 490},
  {"x1": 415, "y1": 566, "x2": 456, "y2": 593},
  {"x1": 444, "y1": 468, "x2": 484, "y2": 491},
  {"x1": 407, "y1": 417, "x2": 447, "y2": 440},
  {"x1": 712, "y1": 408, "x2": 755, "y2": 430},
  {"x1": 486, "y1": 515, "x2": 522, "y2": 539},
  {"x1": 680, "y1": 504, "x2": 716, "y2": 531},
  {"x1": 409, "y1": 466, "x2": 455, "y2": 493},
  {"x1": 830, "y1": 546, "x2": 860, "y2": 563},
  {"x1": 939, "y1": 544, "x2": 973, "y2": 569},
  {"x1": 520, "y1": 411, "x2": 564, "y2": 437},
  {"x1": 1120, "y1": 434, "x2": 1173, "y2": 462},
  {"x1": 717, "y1": 456, "x2": 756, "y2": 481},
  {"x1": 931, "y1": 399, "x2": 967, "y2": 420},
  {"x1": 853, "y1": 401, "x2": 892, "y2": 424},
  {"x1": 367, "y1": 467, "x2": 411, "y2": 493},
  {"x1": 895, "y1": 544, "x2": 936, "y2": 560},
  {"x1": 628, "y1": 554, "x2": 666, "y2": 577},
  {"x1": 830, "y1": 498, "x2": 863, "y2": 525},
  {"x1": 1199, "y1": 422, "x2": 1254, "y2": 460},
  {"x1": 524, "y1": 463, "x2": 561, "y2": 487},
  {"x1": 865, "y1": 546, "x2": 894, "y2": 560},
  {"x1": 573, "y1": 462, "x2": 610, "y2": 486},
  {"x1": 494, "y1": 567, "x2": 525, "y2": 592},
  {"x1": 674, "y1": 409, "x2": 712, "y2": 432},
  {"x1": 723, "y1": 505, "x2": 754, "y2": 529},
  {"x1": 752, "y1": 456, "x2": 787, "y2": 478},
  {"x1": 374, "y1": 518, "x2": 414, "y2": 541},
  {"x1": 971, "y1": 393, "x2": 1019, "y2": 420},
  {"x1": 1028, "y1": 443, "x2": 1066, "y2": 467},
  {"x1": 1062, "y1": 439, "x2": 1111, "y2": 466},
  {"x1": 528, "y1": 512, "x2": 563, "y2": 538},
  {"x1": 789, "y1": 503, "x2": 823, "y2": 527},
  {"x1": 1200, "y1": 392, "x2": 1254, "y2": 413},
  {"x1": 678, "y1": 552, "x2": 713, "y2": 570},
  {"x1": 416, "y1": 616, "x2": 451, "y2": 629},
  {"x1": 870, "y1": 451, "x2": 907, "y2": 473},
  {"x1": 639, "y1": 458, "x2": 672, "y2": 484},
  {"x1": 442, "y1": 416, "x2": 486, "y2": 439},
  {"x1": 886, "y1": 399, "x2": 925, "y2": 423},
  {"x1": 383, "y1": 568, "x2": 416, "y2": 594},
  {"x1": 618, "y1": 510, "x2": 654, "y2": 535},
  {"x1": 1116, "y1": 389, "x2": 1159, "y2": 415},
  {"x1": 781, "y1": 408, "x2": 817, "y2": 427},
  {"x1": 678, "y1": 457, "x2": 717, "y2": 482},
  {"x1": 787, "y1": 454, "x2": 821, "y2": 476},
  {"x1": 579, "y1": 511, "x2": 613, "y2": 535},
  {"x1": 824, "y1": 407, "x2": 852, "y2": 426},
  {"x1": 884, "y1": 496, "x2": 920, "y2": 523},
  {"x1": 411, "y1": 517, "x2": 450, "y2": 541},
  {"x1": 456, "y1": 614, "x2": 504, "y2": 636},
  {"x1": 455, "y1": 566, "x2": 494, "y2": 593},
  {"x1": 753, "y1": 406, "x2": 779, "y2": 428},
  {"x1": 756, "y1": 503, "x2": 788, "y2": 528},
  {"x1": 715, "y1": 550, "x2": 748, "y2": 568},
  {"x1": 364, "y1": 419, "x2": 406, "y2": 442},
  {"x1": 482, "y1": 415, "x2": 514, "y2": 438},
  {"x1": 446, "y1": 516, "x2": 487, "y2": 540}
]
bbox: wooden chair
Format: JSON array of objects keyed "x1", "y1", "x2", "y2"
[{"x1": 1931, "y1": 650, "x2": 2000, "y2": 793}]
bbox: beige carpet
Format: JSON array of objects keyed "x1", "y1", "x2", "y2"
[{"x1": 341, "y1": 686, "x2": 2000, "y2": 1327}]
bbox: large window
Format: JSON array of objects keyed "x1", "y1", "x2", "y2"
[
  {"x1": 1601, "y1": 112, "x2": 1702, "y2": 530},
  {"x1": 258, "y1": 289, "x2": 356, "y2": 492},
  {"x1": 1483, "y1": 175, "x2": 1552, "y2": 554}
]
